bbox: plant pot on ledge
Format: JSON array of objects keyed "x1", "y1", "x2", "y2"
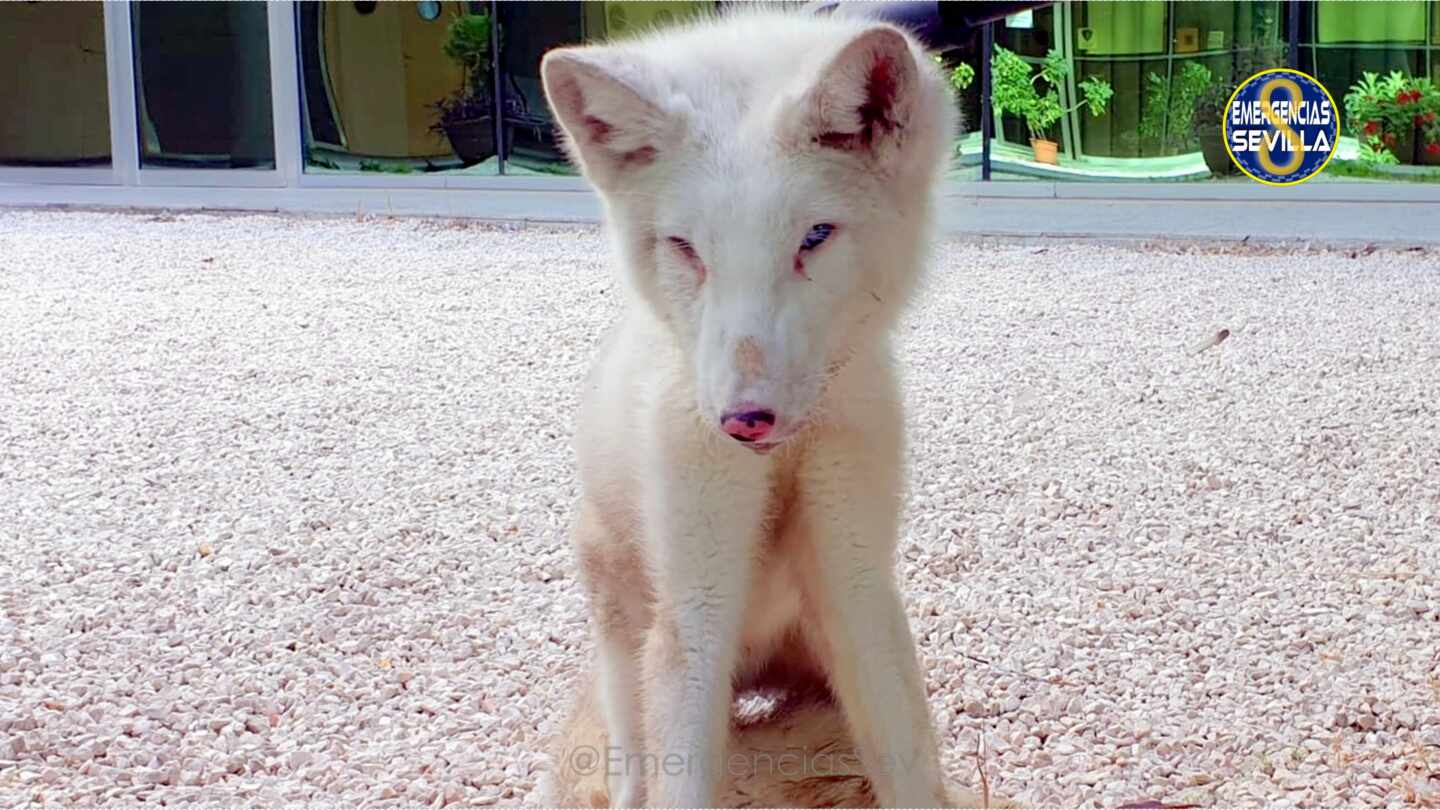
[
  {"x1": 1197, "y1": 128, "x2": 1233, "y2": 176},
  {"x1": 442, "y1": 116, "x2": 495, "y2": 167},
  {"x1": 990, "y1": 46, "x2": 1113, "y2": 172},
  {"x1": 431, "y1": 12, "x2": 497, "y2": 168},
  {"x1": 1418, "y1": 121, "x2": 1440, "y2": 165},
  {"x1": 1386, "y1": 127, "x2": 1416, "y2": 164},
  {"x1": 1030, "y1": 138, "x2": 1059, "y2": 165}
]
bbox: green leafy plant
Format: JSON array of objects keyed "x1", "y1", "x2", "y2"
[
  {"x1": 443, "y1": 13, "x2": 493, "y2": 100},
  {"x1": 1138, "y1": 62, "x2": 1213, "y2": 151},
  {"x1": 1194, "y1": 46, "x2": 1285, "y2": 135},
  {"x1": 933, "y1": 56, "x2": 976, "y2": 158},
  {"x1": 1326, "y1": 156, "x2": 1440, "y2": 180},
  {"x1": 1345, "y1": 70, "x2": 1436, "y2": 164},
  {"x1": 932, "y1": 55, "x2": 975, "y2": 95},
  {"x1": 431, "y1": 12, "x2": 494, "y2": 132},
  {"x1": 990, "y1": 46, "x2": 1113, "y2": 143},
  {"x1": 949, "y1": 62, "x2": 976, "y2": 93},
  {"x1": 1193, "y1": 79, "x2": 1231, "y2": 133},
  {"x1": 1356, "y1": 137, "x2": 1401, "y2": 165},
  {"x1": 359, "y1": 160, "x2": 415, "y2": 174},
  {"x1": 1410, "y1": 77, "x2": 1440, "y2": 158}
]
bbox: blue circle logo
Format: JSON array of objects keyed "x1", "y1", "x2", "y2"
[{"x1": 1224, "y1": 69, "x2": 1339, "y2": 186}]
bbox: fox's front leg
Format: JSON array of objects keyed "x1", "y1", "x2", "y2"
[
  {"x1": 797, "y1": 428, "x2": 945, "y2": 807},
  {"x1": 640, "y1": 423, "x2": 768, "y2": 808}
]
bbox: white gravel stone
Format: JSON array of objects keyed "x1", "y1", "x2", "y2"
[{"x1": 1, "y1": 211, "x2": 1437, "y2": 807}]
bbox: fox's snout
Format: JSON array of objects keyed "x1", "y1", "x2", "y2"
[{"x1": 719, "y1": 408, "x2": 776, "y2": 443}]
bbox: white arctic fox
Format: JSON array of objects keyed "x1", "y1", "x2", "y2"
[{"x1": 541, "y1": 8, "x2": 958, "y2": 807}]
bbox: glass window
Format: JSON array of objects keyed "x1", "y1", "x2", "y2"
[
  {"x1": 133, "y1": 1, "x2": 275, "y2": 169},
  {"x1": 496, "y1": 1, "x2": 586, "y2": 174},
  {"x1": 1073, "y1": 59, "x2": 1171, "y2": 158},
  {"x1": 1171, "y1": 1, "x2": 1282, "y2": 54},
  {"x1": 1234, "y1": 0, "x2": 1284, "y2": 50},
  {"x1": 1316, "y1": 0, "x2": 1426, "y2": 45},
  {"x1": 1067, "y1": 2, "x2": 1289, "y2": 162},
  {"x1": 297, "y1": 1, "x2": 710, "y2": 176},
  {"x1": 1172, "y1": 2, "x2": 1234, "y2": 54},
  {"x1": 1072, "y1": 1, "x2": 1166, "y2": 57},
  {"x1": 996, "y1": 5, "x2": 1057, "y2": 58},
  {"x1": 0, "y1": 2, "x2": 110, "y2": 167},
  {"x1": 1309, "y1": 47, "x2": 1424, "y2": 105},
  {"x1": 299, "y1": 0, "x2": 495, "y2": 175},
  {"x1": 934, "y1": 47, "x2": 980, "y2": 180},
  {"x1": 497, "y1": 1, "x2": 710, "y2": 175}
]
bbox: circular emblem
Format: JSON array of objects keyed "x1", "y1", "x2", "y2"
[{"x1": 1223, "y1": 68, "x2": 1339, "y2": 186}]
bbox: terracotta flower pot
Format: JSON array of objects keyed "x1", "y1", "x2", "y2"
[{"x1": 1030, "y1": 138, "x2": 1059, "y2": 165}]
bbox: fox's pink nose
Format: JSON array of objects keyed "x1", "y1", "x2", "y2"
[{"x1": 720, "y1": 409, "x2": 775, "y2": 443}]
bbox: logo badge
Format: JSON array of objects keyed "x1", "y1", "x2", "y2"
[{"x1": 1224, "y1": 68, "x2": 1339, "y2": 186}]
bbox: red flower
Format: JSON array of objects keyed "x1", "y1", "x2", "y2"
[
  {"x1": 1416, "y1": 115, "x2": 1426, "y2": 126},
  {"x1": 1364, "y1": 120, "x2": 1381, "y2": 135},
  {"x1": 1428, "y1": 143, "x2": 1440, "y2": 155},
  {"x1": 1427, "y1": 112, "x2": 1439, "y2": 123},
  {"x1": 1384, "y1": 133, "x2": 1397, "y2": 147}
]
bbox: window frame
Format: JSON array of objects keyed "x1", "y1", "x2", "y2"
[{"x1": 0, "y1": 2, "x2": 125, "y2": 186}]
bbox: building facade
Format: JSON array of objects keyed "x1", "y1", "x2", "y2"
[{"x1": 2, "y1": 1, "x2": 1438, "y2": 202}]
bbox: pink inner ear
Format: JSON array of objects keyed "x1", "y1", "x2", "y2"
[
  {"x1": 582, "y1": 115, "x2": 613, "y2": 145},
  {"x1": 816, "y1": 51, "x2": 902, "y2": 151},
  {"x1": 582, "y1": 113, "x2": 657, "y2": 167},
  {"x1": 858, "y1": 55, "x2": 899, "y2": 133}
]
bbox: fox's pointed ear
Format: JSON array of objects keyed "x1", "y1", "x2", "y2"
[
  {"x1": 542, "y1": 48, "x2": 679, "y2": 187},
  {"x1": 788, "y1": 27, "x2": 919, "y2": 165}
]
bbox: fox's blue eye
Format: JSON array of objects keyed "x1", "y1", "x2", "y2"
[{"x1": 800, "y1": 223, "x2": 835, "y2": 252}]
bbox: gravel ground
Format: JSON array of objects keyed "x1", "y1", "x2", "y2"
[{"x1": 1, "y1": 209, "x2": 1438, "y2": 807}]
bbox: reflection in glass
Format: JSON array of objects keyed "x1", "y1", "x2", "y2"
[
  {"x1": 497, "y1": 2, "x2": 710, "y2": 175},
  {"x1": 0, "y1": 1, "x2": 110, "y2": 167},
  {"x1": 1073, "y1": 2, "x2": 1166, "y2": 57},
  {"x1": 1073, "y1": 59, "x2": 1168, "y2": 158},
  {"x1": 133, "y1": 1, "x2": 275, "y2": 169},
  {"x1": 496, "y1": 1, "x2": 584, "y2": 174},
  {"x1": 995, "y1": 5, "x2": 1056, "y2": 58},
  {"x1": 1069, "y1": 1, "x2": 1285, "y2": 159},
  {"x1": 299, "y1": 0, "x2": 494, "y2": 175},
  {"x1": 1300, "y1": 0, "x2": 1432, "y2": 121},
  {"x1": 1309, "y1": 48, "x2": 1423, "y2": 107},
  {"x1": 1316, "y1": 0, "x2": 1426, "y2": 45}
]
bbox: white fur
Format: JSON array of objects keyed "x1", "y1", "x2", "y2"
[{"x1": 543, "y1": 9, "x2": 958, "y2": 808}]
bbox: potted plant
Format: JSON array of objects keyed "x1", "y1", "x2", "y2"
[
  {"x1": 991, "y1": 47, "x2": 1113, "y2": 165},
  {"x1": 1192, "y1": 79, "x2": 1233, "y2": 176},
  {"x1": 1193, "y1": 46, "x2": 1286, "y2": 177},
  {"x1": 1411, "y1": 77, "x2": 1440, "y2": 165},
  {"x1": 431, "y1": 12, "x2": 495, "y2": 167},
  {"x1": 945, "y1": 59, "x2": 976, "y2": 95},
  {"x1": 1345, "y1": 70, "x2": 1431, "y2": 165},
  {"x1": 935, "y1": 56, "x2": 975, "y2": 157},
  {"x1": 1139, "y1": 62, "x2": 1213, "y2": 154}
]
